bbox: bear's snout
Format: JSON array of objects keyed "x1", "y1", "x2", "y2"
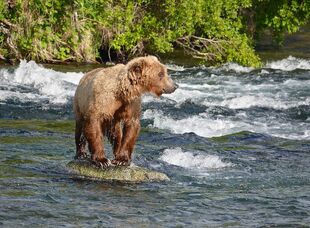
[{"x1": 163, "y1": 80, "x2": 178, "y2": 94}]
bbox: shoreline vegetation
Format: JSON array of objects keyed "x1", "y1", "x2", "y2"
[{"x1": 0, "y1": 0, "x2": 309, "y2": 67}]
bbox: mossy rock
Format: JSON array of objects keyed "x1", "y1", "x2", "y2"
[{"x1": 67, "y1": 159, "x2": 170, "y2": 183}]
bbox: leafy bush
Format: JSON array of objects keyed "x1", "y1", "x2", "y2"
[{"x1": 0, "y1": 0, "x2": 308, "y2": 66}]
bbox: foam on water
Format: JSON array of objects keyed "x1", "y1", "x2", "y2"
[
  {"x1": 143, "y1": 58, "x2": 310, "y2": 140},
  {"x1": 143, "y1": 110, "x2": 248, "y2": 138},
  {"x1": 0, "y1": 90, "x2": 43, "y2": 103},
  {"x1": 159, "y1": 147, "x2": 231, "y2": 170},
  {"x1": 166, "y1": 64, "x2": 186, "y2": 72},
  {"x1": 0, "y1": 57, "x2": 309, "y2": 140},
  {"x1": 220, "y1": 95, "x2": 310, "y2": 110},
  {"x1": 162, "y1": 88, "x2": 207, "y2": 104},
  {"x1": 265, "y1": 56, "x2": 310, "y2": 71},
  {"x1": 176, "y1": 82, "x2": 220, "y2": 90},
  {"x1": 160, "y1": 79, "x2": 310, "y2": 110},
  {"x1": 203, "y1": 56, "x2": 310, "y2": 73},
  {"x1": 0, "y1": 60, "x2": 83, "y2": 104},
  {"x1": 217, "y1": 62, "x2": 254, "y2": 73},
  {"x1": 143, "y1": 109, "x2": 310, "y2": 140}
]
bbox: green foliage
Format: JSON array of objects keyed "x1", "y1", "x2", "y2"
[
  {"x1": 251, "y1": 0, "x2": 310, "y2": 45},
  {"x1": 0, "y1": 0, "x2": 308, "y2": 66}
]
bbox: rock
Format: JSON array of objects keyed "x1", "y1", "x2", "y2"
[{"x1": 67, "y1": 159, "x2": 170, "y2": 183}]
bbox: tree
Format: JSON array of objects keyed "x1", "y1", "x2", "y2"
[
  {"x1": 0, "y1": 0, "x2": 308, "y2": 66},
  {"x1": 243, "y1": 0, "x2": 310, "y2": 45}
]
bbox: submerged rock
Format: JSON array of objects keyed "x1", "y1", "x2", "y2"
[{"x1": 67, "y1": 159, "x2": 170, "y2": 183}]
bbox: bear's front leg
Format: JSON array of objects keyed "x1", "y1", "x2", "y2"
[
  {"x1": 84, "y1": 119, "x2": 110, "y2": 168},
  {"x1": 112, "y1": 119, "x2": 140, "y2": 166},
  {"x1": 107, "y1": 120, "x2": 123, "y2": 160}
]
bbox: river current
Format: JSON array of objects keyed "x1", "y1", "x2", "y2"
[{"x1": 0, "y1": 56, "x2": 309, "y2": 227}]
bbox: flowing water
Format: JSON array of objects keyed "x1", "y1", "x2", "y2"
[{"x1": 0, "y1": 57, "x2": 309, "y2": 227}]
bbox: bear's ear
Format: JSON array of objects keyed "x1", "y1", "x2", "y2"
[
  {"x1": 127, "y1": 60, "x2": 145, "y2": 85},
  {"x1": 132, "y1": 64, "x2": 142, "y2": 76}
]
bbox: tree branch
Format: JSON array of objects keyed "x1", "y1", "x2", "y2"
[{"x1": 176, "y1": 36, "x2": 227, "y2": 61}]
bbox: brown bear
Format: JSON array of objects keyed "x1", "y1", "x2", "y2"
[{"x1": 73, "y1": 56, "x2": 178, "y2": 168}]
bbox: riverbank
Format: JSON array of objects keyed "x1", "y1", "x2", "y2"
[{"x1": 1, "y1": 28, "x2": 309, "y2": 69}]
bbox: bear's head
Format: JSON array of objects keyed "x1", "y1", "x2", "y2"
[{"x1": 126, "y1": 56, "x2": 178, "y2": 97}]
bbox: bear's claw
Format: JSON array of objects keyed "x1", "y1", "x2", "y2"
[
  {"x1": 74, "y1": 153, "x2": 89, "y2": 160},
  {"x1": 111, "y1": 159, "x2": 130, "y2": 166},
  {"x1": 92, "y1": 159, "x2": 111, "y2": 169}
]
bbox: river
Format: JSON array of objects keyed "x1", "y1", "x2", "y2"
[{"x1": 0, "y1": 56, "x2": 309, "y2": 226}]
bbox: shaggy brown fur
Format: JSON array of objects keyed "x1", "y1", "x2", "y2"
[{"x1": 74, "y1": 56, "x2": 178, "y2": 167}]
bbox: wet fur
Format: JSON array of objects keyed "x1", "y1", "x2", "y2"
[{"x1": 73, "y1": 56, "x2": 177, "y2": 167}]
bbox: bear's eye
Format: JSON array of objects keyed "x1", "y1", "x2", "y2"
[{"x1": 158, "y1": 72, "x2": 164, "y2": 79}]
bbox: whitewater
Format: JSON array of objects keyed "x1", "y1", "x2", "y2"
[
  {"x1": 1, "y1": 56, "x2": 310, "y2": 227},
  {"x1": 1, "y1": 56, "x2": 309, "y2": 140}
]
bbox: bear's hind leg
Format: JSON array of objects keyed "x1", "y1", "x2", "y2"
[
  {"x1": 84, "y1": 119, "x2": 110, "y2": 168},
  {"x1": 74, "y1": 119, "x2": 88, "y2": 159}
]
